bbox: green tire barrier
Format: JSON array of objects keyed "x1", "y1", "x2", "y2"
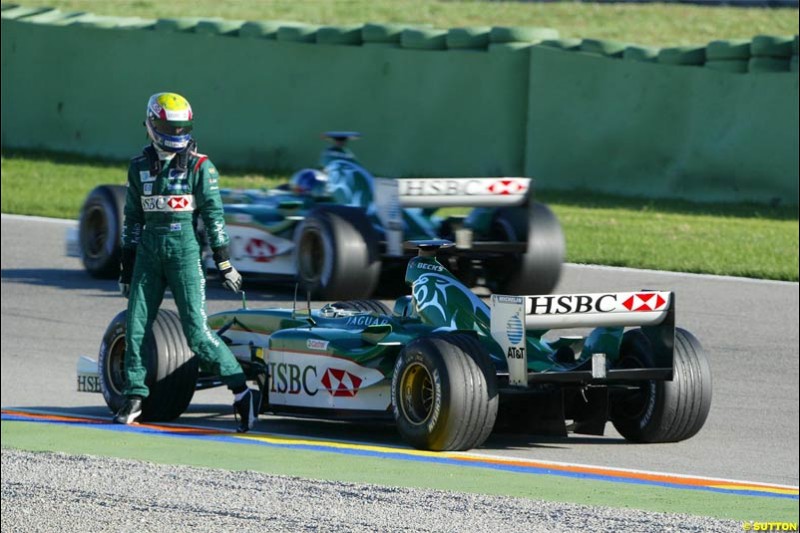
[
  {"x1": 748, "y1": 57, "x2": 790, "y2": 73},
  {"x1": 9, "y1": 7, "x2": 80, "y2": 24},
  {"x1": 277, "y1": 23, "x2": 319, "y2": 43},
  {"x1": 751, "y1": 35, "x2": 794, "y2": 58},
  {"x1": 446, "y1": 27, "x2": 490, "y2": 50},
  {"x1": 238, "y1": 21, "x2": 287, "y2": 39},
  {"x1": 538, "y1": 38, "x2": 582, "y2": 51},
  {"x1": 1, "y1": 13, "x2": 797, "y2": 205},
  {"x1": 195, "y1": 20, "x2": 245, "y2": 36},
  {"x1": 526, "y1": 46, "x2": 798, "y2": 204},
  {"x1": 706, "y1": 39, "x2": 751, "y2": 61},
  {"x1": 488, "y1": 43, "x2": 532, "y2": 53},
  {"x1": 316, "y1": 25, "x2": 363, "y2": 46},
  {"x1": 623, "y1": 46, "x2": 659, "y2": 62},
  {"x1": 580, "y1": 38, "x2": 628, "y2": 58},
  {"x1": 401, "y1": 29, "x2": 447, "y2": 50},
  {"x1": 705, "y1": 60, "x2": 749, "y2": 73},
  {"x1": 489, "y1": 26, "x2": 558, "y2": 43},
  {"x1": 155, "y1": 18, "x2": 205, "y2": 32},
  {"x1": 658, "y1": 46, "x2": 706, "y2": 66},
  {"x1": 0, "y1": 4, "x2": 49, "y2": 19},
  {"x1": 362, "y1": 23, "x2": 430, "y2": 43}
]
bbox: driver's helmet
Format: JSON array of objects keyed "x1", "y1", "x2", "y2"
[
  {"x1": 290, "y1": 169, "x2": 329, "y2": 198},
  {"x1": 145, "y1": 92, "x2": 193, "y2": 153}
]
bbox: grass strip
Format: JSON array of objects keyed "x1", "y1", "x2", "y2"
[
  {"x1": 14, "y1": 0, "x2": 800, "y2": 47},
  {"x1": 2, "y1": 150, "x2": 797, "y2": 281}
]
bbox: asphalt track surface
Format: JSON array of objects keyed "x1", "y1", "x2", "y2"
[{"x1": 2, "y1": 215, "x2": 798, "y2": 487}]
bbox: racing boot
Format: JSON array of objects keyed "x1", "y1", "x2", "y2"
[
  {"x1": 233, "y1": 389, "x2": 261, "y2": 433},
  {"x1": 114, "y1": 396, "x2": 143, "y2": 425}
]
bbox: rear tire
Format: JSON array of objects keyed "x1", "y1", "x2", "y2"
[
  {"x1": 330, "y1": 299, "x2": 391, "y2": 315},
  {"x1": 99, "y1": 309, "x2": 198, "y2": 421},
  {"x1": 392, "y1": 333, "x2": 498, "y2": 451},
  {"x1": 79, "y1": 185, "x2": 126, "y2": 279},
  {"x1": 487, "y1": 203, "x2": 564, "y2": 295},
  {"x1": 295, "y1": 208, "x2": 380, "y2": 300},
  {"x1": 611, "y1": 328, "x2": 712, "y2": 443}
]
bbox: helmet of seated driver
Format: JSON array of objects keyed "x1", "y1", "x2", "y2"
[{"x1": 290, "y1": 169, "x2": 329, "y2": 198}]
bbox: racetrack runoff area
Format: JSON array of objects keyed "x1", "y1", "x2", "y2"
[{"x1": 2, "y1": 409, "x2": 797, "y2": 523}]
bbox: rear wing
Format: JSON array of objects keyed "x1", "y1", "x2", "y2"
[
  {"x1": 490, "y1": 292, "x2": 675, "y2": 387},
  {"x1": 373, "y1": 177, "x2": 531, "y2": 256},
  {"x1": 396, "y1": 177, "x2": 531, "y2": 208}
]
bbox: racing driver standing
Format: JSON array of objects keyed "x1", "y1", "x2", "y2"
[{"x1": 114, "y1": 92, "x2": 259, "y2": 433}]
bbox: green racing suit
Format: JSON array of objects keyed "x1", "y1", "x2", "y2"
[{"x1": 120, "y1": 145, "x2": 246, "y2": 398}]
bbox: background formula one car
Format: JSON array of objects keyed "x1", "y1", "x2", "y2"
[
  {"x1": 67, "y1": 133, "x2": 565, "y2": 299},
  {"x1": 77, "y1": 240, "x2": 712, "y2": 452}
]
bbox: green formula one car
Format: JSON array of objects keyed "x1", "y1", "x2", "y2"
[
  {"x1": 78, "y1": 241, "x2": 712, "y2": 451},
  {"x1": 67, "y1": 133, "x2": 564, "y2": 299}
]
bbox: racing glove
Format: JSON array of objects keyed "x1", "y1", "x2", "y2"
[
  {"x1": 213, "y1": 247, "x2": 242, "y2": 293},
  {"x1": 119, "y1": 247, "x2": 136, "y2": 299}
]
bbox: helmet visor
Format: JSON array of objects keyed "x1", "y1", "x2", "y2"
[{"x1": 150, "y1": 118, "x2": 193, "y2": 136}]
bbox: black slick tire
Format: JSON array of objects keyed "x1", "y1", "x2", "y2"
[
  {"x1": 488, "y1": 202, "x2": 564, "y2": 295},
  {"x1": 391, "y1": 333, "x2": 498, "y2": 451},
  {"x1": 99, "y1": 309, "x2": 198, "y2": 421},
  {"x1": 295, "y1": 208, "x2": 380, "y2": 300},
  {"x1": 79, "y1": 185, "x2": 126, "y2": 279},
  {"x1": 611, "y1": 328, "x2": 712, "y2": 443}
]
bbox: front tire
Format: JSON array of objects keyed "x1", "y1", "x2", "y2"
[
  {"x1": 79, "y1": 185, "x2": 126, "y2": 279},
  {"x1": 392, "y1": 333, "x2": 498, "y2": 451},
  {"x1": 99, "y1": 309, "x2": 198, "y2": 421},
  {"x1": 295, "y1": 208, "x2": 380, "y2": 300},
  {"x1": 611, "y1": 328, "x2": 712, "y2": 443}
]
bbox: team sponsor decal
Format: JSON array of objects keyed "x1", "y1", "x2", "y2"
[
  {"x1": 268, "y1": 352, "x2": 389, "y2": 411},
  {"x1": 320, "y1": 368, "x2": 362, "y2": 397},
  {"x1": 139, "y1": 170, "x2": 155, "y2": 183},
  {"x1": 143, "y1": 183, "x2": 153, "y2": 196},
  {"x1": 167, "y1": 170, "x2": 189, "y2": 194},
  {"x1": 228, "y1": 227, "x2": 294, "y2": 266},
  {"x1": 526, "y1": 292, "x2": 669, "y2": 316},
  {"x1": 345, "y1": 315, "x2": 389, "y2": 327},
  {"x1": 415, "y1": 262, "x2": 445, "y2": 272},
  {"x1": 245, "y1": 238, "x2": 278, "y2": 263},
  {"x1": 507, "y1": 314, "x2": 524, "y2": 345},
  {"x1": 398, "y1": 177, "x2": 529, "y2": 197},
  {"x1": 306, "y1": 339, "x2": 329, "y2": 351},
  {"x1": 141, "y1": 195, "x2": 195, "y2": 212},
  {"x1": 169, "y1": 223, "x2": 182, "y2": 232}
]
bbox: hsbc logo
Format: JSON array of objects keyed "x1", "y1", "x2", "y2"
[
  {"x1": 141, "y1": 195, "x2": 195, "y2": 212},
  {"x1": 527, "y1": 292, "x2": 669, "y2": 315},
  {"x1": 168, "y1": 196, "x2": 190, "y2": 209},
  {"x1": 245, "y1": 238, "x2": 277, "y2": 263},
  {"x1": 321, "y1": 368, "x2": 363, "y2": 397},
  {"x1": 488, "y1": 179, "x2": 526, "y2": 195},
  {"x1": 398, "y1": 178, "x2": 529, "y2": 197}
]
